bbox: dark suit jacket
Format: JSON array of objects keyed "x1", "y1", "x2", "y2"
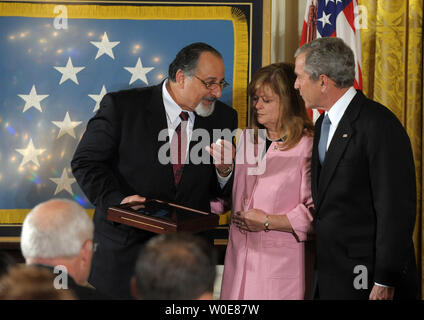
[
  {"x1": 311, "y1": 90, "x2": 418, "y2": 300},
  {"x1": 32, "y1": 264, "x2": 110, "y2": 300},
  {"x1": 71, "y1": 82, "x2": 237, "y2": 299}
]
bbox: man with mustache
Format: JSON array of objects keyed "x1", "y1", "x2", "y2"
[{"x1": 71, "y1": 42, "x2": 237, "y2": 299}]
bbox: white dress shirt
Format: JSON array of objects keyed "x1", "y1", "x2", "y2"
[
  {"x1": 162, "y1": 80, "x2": 231, "y2": 187},
  {"x1": 323, "y1": 86, "x2": 356, "y2": 150},
  {"x1": 162, "y1": 80, "x2": 195, "y2": 144}
]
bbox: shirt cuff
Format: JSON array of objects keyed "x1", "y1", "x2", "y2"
[
  {"x1": 374, "y1": 282, "x2": 393, "y2": 288},
  {"x1": 216, "y1": 168, "x2": 232, "y2": 188}
]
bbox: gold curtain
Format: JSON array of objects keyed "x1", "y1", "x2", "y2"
[{"x1": 359, "y1": 0, "x2": 423, "y2": 297}]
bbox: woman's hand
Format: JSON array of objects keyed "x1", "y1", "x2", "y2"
[{"x1": 232, "y1": 209, "x2": 267, "y2": 232}]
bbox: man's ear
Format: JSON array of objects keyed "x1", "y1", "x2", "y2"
[
  {"x1": 81, "y1": 239, "x2": 92, "y2": 264},
  {"x1": 319, "y1": 74, "x2": 329, "y2": 90},
  {"x1": 175, "y1": 69, "x2": 186, "y2": 87},
  {"x1": 130, "y1": 276, "x2": 139, "y2": 299}
]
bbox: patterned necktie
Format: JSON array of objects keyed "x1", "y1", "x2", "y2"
[
  {"x1": 318, "y1": 114, "x2": 331, "y2": 165},
  {"x1": 171, "y1": 111, "x2": 189, "y2": 186}
]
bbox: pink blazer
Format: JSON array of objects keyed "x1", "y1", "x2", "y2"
[{"x1": 220, "y1": 129, "x2": 314, "y2": 300}]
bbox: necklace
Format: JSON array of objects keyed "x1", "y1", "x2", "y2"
[{"x1": 266, "y1": 132, "x2": 286, "y2": 142}]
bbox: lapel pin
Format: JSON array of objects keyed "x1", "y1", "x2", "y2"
[{"x1": 342, "y1": 134, "x2": 348, "y2": 138}]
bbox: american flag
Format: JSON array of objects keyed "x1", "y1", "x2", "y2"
[
  {"x1": 300, "y1": 0, "x2": 363, "y2": 121},
  {"x1": 0, "y1": 4, "x2": 235, "y2": 216}
]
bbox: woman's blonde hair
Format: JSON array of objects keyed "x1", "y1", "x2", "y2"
[{"x1": 249, "y1": 62, "x2": 313, "y2": 149}]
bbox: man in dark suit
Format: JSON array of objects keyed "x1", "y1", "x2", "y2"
[
  {"x1": 71, "y1": 42, "x2": 237, "y2": 299},
  {"x1": 294, "y1": 37, "x2": 418, "y2": 300},
  {"x1": 21, "y1": 199, "x2": 107, "y2": 299}
]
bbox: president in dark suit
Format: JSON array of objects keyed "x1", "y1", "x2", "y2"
[
  {"x1": 71, "y1": 42, "x2": 237, "y2": 299},
  {"x1": 294, "y1": 37, "x2": 418, "y2": 300}
]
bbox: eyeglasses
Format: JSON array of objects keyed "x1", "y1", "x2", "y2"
[{"x1": 194, "y1": 75, "x2": 230, "y2": 90}]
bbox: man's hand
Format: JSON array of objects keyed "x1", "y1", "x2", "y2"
[
  {"x1": 205, "y1": 139, "x2": 235, "y2": 177},
  {"x1": 120, "y1": 195, "x2": 146, "y2": 206},
  {"x1": 369, "y1": 284, "x2": 395, "y2": 300}
]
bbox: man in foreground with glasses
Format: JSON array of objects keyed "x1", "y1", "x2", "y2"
[
  {"x1": 71, "y1": 42, "x2": 237, "y2": 299},
  {"x1": 20, "y1": 198, "x2": 107, "y2": 299}
]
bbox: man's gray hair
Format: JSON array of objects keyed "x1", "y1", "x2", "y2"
[
  {"x1": 21, "y1": 199, "x2": 94, "y2": 259},
  {"x1": 168, "y1": 42, "x2": 222, "y2": 82},
  {"x1": 295, "y1": 37, "x2": 355, "y2": 88}
]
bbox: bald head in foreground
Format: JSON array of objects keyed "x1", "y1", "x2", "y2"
[{"x1": 21, "y1": 199, "x2": 107, "y2": 299}]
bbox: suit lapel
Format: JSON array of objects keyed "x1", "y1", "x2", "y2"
[
  {"x1": 317, "y1": 117, "x2": 353, "y2": 205},
  {"x1": 144, "y1": 83, "x2": 175, "y2": 190},
  {"x1": 311, "y1": 114, "x2": 323, "y2": 206},
  {"x1": 316, "y1": 91, "x2": 363, "y2": 209}
]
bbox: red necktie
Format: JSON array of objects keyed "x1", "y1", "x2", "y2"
[{"x1": 171, "y1": 112, "x2": 189, "y2": 186}]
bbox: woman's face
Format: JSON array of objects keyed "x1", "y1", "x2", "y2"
[{"x1": 253, "y1": 84, "x2": 281, "y2": 131}]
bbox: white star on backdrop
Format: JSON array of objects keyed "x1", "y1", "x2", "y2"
[
  {"x1": 90, "y1": 32, "x2": 120, "y2": 60},
  {"x1": 15, "y1": 139, "x2": 46, "y2": 167},
  {"x1": 88, "y1": 85, "x2": 108, "y2": 113},
  {"x1": 18, "y1": 85, "x2": 49, "y2": 113},
  {"x1": 54, "y1": 57, "x2": 85, "y2": 85},
  {"x1": 325, "y1": 0, "x2": 335, "y2": 6},
  {"x1": 51, "y1": 112, "x2": 82, "y2": 139},
  {"x1": 124, "y1": 57, "x2": 154, "y2": 85},
  {"x1": 49, "y1": 168, "x2": 76, "y2": 196},
  {"x1": 318, "y1": 12, "x2": 332, "y2": 29}
]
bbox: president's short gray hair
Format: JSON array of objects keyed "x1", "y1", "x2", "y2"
[
  {"x1": 295, "y1": 37, "x2": 355, "y2": 88},
  {"x1": 21, "y1": 199, "x2": 94, "y2": 259}
]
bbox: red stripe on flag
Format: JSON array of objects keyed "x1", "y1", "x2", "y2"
[
  {"x1": 355, "y1": 62, "x2": 363, "y2": 90},
  {"x1": 343, "y1": 0, "x2": 356, "y2": 33},
  {"x1": 300, "y1": 21, "x2": 308, "y2": 46}
]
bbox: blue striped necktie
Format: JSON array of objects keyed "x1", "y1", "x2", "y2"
[{"x1": 318, "y1": 114, "x2": 331, "y2": 164}]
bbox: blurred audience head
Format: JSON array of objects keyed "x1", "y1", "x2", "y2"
[
  {"x1": 0, "y1": 264, "x2": 76, "y2": 300},
  {"x1": 21, "y1": 198, "x2": 94, "y2": 286},
  {"x1": 132, "y1": 233, "x2": 217, "y2": 300},
  {"x1": 0, "y1": 251, "x2": 16, "y2": 279}
]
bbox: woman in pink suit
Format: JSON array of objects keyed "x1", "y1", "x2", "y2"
[{"x1": 220, "y1": 63, "x2": 315, "y2": 300}]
